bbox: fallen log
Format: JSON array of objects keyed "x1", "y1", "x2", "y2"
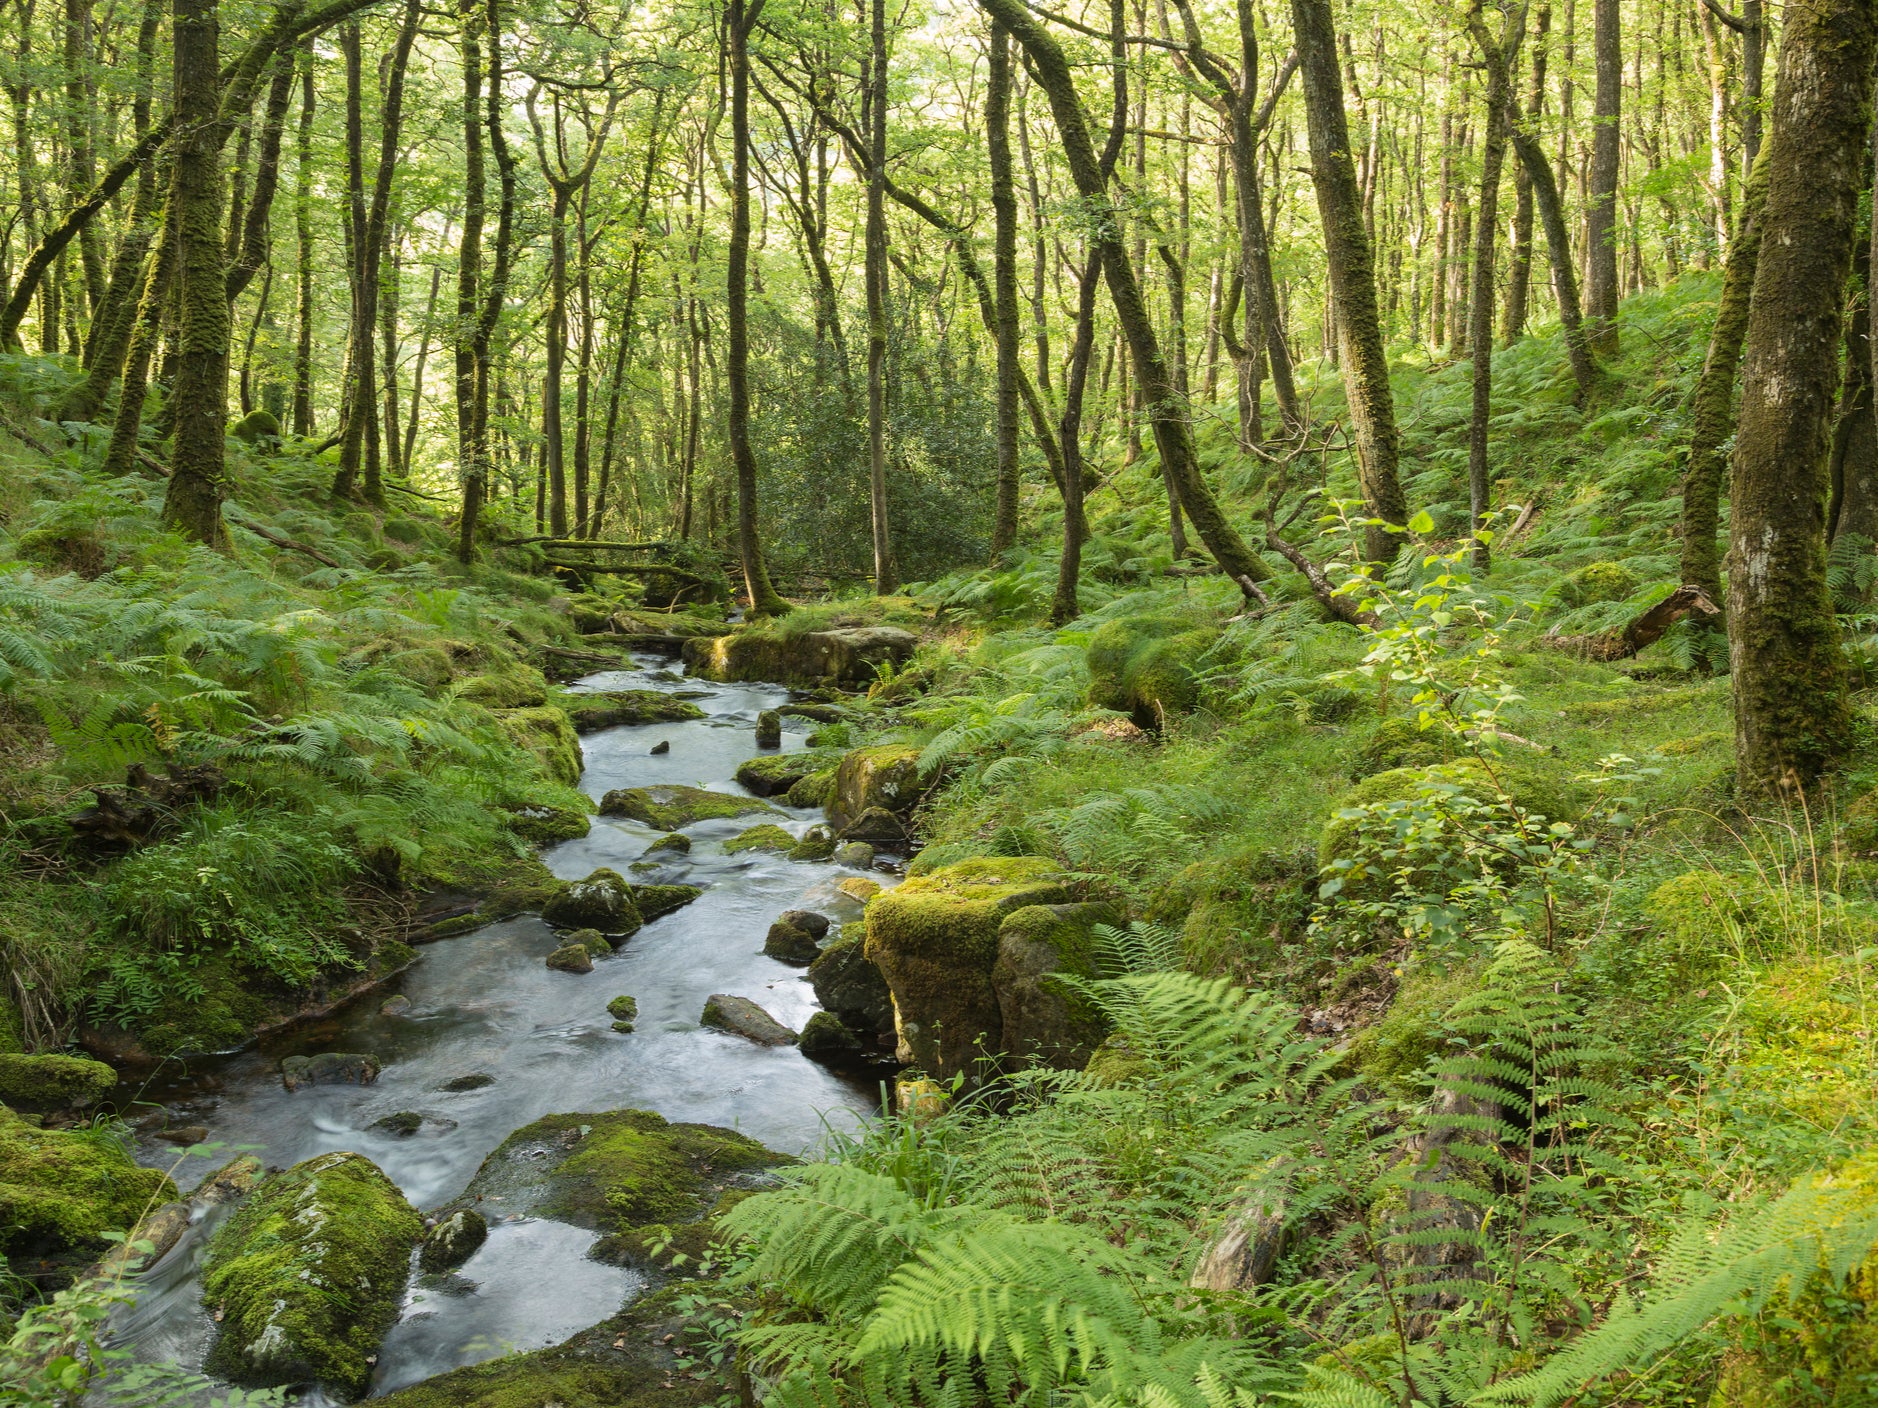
[{"x1": 1543, "y1": 583, "x2": 1720, "y2": 661}]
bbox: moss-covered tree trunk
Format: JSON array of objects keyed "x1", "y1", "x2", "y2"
[
  {"x1": 100, "y1": 194, "x2": 175, "y2": 477},
  {"x1": 291, "y1": 35, "x2": 315, "y2": 438},
  {"x1": 987, "y1": 19, "x2": 1021, "y2": 558},
  {"x1": 1831, "y1": 211, "x2": 1878, "y2": 546},
  {"x1": 160, "y1": 0, "x2": 230, "y2": 548},
  {"x1": 453, "y1": 0, "x2": 486, "y2": 563},
  {"x1": 864, "y1": 0, "x2": 896, "y2": 593},
  {"x1": 1503, "y1": 81, "x2": 1596, "y2": 402},
  {"x1": 1290, "y1": 0, "x2": 1408, "y2": 562},
  {"x1": 726, "y1": 0, "x2": 787, "y2": 613},
  {"x1": 1500, "y1": 3, "x2": 1547, "y2": 346},
  {"x1": 978, "y1": 0, "x2": 1271, "y2": 603},
  {"x1": 1680, "y1": 150, "x2": 1766, "y2": 603},
  {"x1": 1583, "y1": 0, "x2": 1620, "y2": 355},
  {"x1": 1725, "y1": 0, "x2": 1873, "y2": 800},
  {"x1": 1464, "y1": 2, "x2": 1521, "y2": 570}
]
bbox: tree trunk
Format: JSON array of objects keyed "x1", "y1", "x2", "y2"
[
  {"x1": 1465, "y1": 3, "x2": 1522, "y2": 570},
  {"x1": 1501, "y1": 3, "x2": 1547, "y2": 345},
  {"x1": 986, "y1": 18, "x2": 1021, "y2": 557},
  {"x1": 1583, "y1": 0, "x2": 1620, "y2": 354},
  {"x1": 1829, "y1": 229, "x2": 1878, "y2": 547},
  {"x1": 864, "y1": 0, "x2": 895, "y2": 593},
  {"x1": 1291, "y1": 0, "x2": 1409, "y2": 561},
  {"x1": 726, "y1": 0, "x2": 787, "y2": 613},
  {"x1": 292, "y1": 34, "x2": 315, "y2": 437},
  {"x1": 1680, "y1": 150, "x2": 1766, "y2": 603},
  {"x1": 979, "y1": 0, "x2": 1272, "y2": 602},
  {"x1": 1052, "y1": 250, "x2": 1102, "y2": 625},
  {"x1": 453, "y1": 0, "x2": 486, "y2": 562},
  {"x1": 1726, "y1": 0, "x2": 1871, "y2": 800},
  {"x1": 160, "y1": 0, "x2": 230, "y2": 548},
  {"x1": 543, "y1": 182, "x2": 570, "y2": 535},
  {"x1": 1502, "y1": 78, "x2": 1597, "y2": 401},
  {"x1": 100, "y1": 196, "x2": 175, "y2": 476},
  {"x1": 225, "y1": 46, "x2": 294, "y2": 305}
]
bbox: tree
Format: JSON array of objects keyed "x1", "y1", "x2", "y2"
[
  {"x1": 1582, "y1": 0, "x2": 1619, "y2": 354},
  {"x1": 1725, "y1": 0, "x2": 1874, "y2": 800},
  {"x1": 986, "y1": 18, "x2": 1020, "y2": 558}
]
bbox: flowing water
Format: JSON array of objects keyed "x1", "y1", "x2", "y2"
[{"x1": 112, "y1": 654, "x2": 884, "y2": 1400}]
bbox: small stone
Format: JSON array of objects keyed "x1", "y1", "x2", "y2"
[
  {"x1": 700, "y1": 994, "x2": 799, "y2": 1046},
  {"x1": 778, "y1": 909, "x2": 831, "y2": 939},
  {"x1": 546, "y1": 943, "x2": 594, "y2": 974},
  {"x1": 156, "y1": 1124, "x2": 210, "y2": 1145},
  {"x1": 755, "y1": 710, "x2": 782, "y2": 748},
  {"x1": 798, "y1": 1011, "x2": 865, "y2": 1064},
  {"x1": 611, "y1": 1021, "x2": 636, "y2": 1033},
  {"x1": 280, "y1": 1052, "x2": 381, "y2": 1092},
  {"x1": 724, "y1": 823, "x2": 795, "y2": 854},
  {"x1": 420, "y1": 1208, "x2": 489, "y2": 1273},
  {"x1": 371, "y1": 1111, "x2": 425, "y2": 1137},
  {"x1": 650, "y1": 740, "x2": 671, "y2": 754},
  {"x1": 643, "y1": 832, "x2": 691, "y2": 856},
  {"x1": 438, "y1": 1072, "x2": 495, "y2": 1093},
  {"x1": 380, "y1": 994, "x2": 412, "y2": 1017},
  {"x1": 567, "y1": 927, "x2": 613, "y2": 957},
  {"x1": 833, "y1": 841, "x2": 876, "y2": 868},
  {"x1": 839, "y1": 806, "x2": 906, "y2": 843},
  {"x1": 837, "y1": 876, "x2": 882, "y2": 903},
  {"x1": 789, "y1": 826, "x2": 837, "y2": 861},
  {"x1": 895, "y1": 1078, "x2": 949, "y2": 1124},
  {"x1": 631, "y1": 883, "x2": 703, "y2": 920},
  {"x1": 606, "y1": 995, "x2": 639, "y2": 1023},
  {"x1": 763, "y1": 920, "x2": 820, "y2": 966}
]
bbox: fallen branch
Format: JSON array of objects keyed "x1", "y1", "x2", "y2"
[
  {"x1": 543, "y1": 557, "x2": 709, "y2": 585},
  {"x1": 499, "y1": 535, "x2": 679, "y2": 552},
  {"x1": 1265, "y1": 529, "x2": 1376, "y2": 627},
  {"x1": 232, "y1": 518, "x2": 344, "y2": 568},
  {"x1": 385, "y1": 480, "x2": 447, "y2": 501},
  {"x1": 1543, "y1": 583, "x2": 1720, "y2": 661}
]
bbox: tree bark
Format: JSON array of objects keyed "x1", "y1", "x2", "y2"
[
  {"x1": 1501, "y1": 3, "x2": 1547, "y2": 345},
  {"x1": 1680, "y1": 149, "x2": 1766, "y2": 603},
  {"x1": 1726, "y1": 0, "x2": 1872, "y2": 800},
  {"x1": 226, "y1": 47, "x2": 295, "y2": 305},
  {"x1": 1501, "y1": 67, "x2": 1596, "y2": 402},
  {"x1": 292, "y1": 34, "x2": 315, "y2": 437},
  {"x1": 1829, "y1": 227, "x2": 1878, "y2": 547},
  {"x1": 864, "y1": 0, "x2": 895, "y2": 593},
  {"x1": 1291, "y1": 0, "x2": 1409, "y2": 561},
  {"x1": 453, "y1": 0, "x2": 486, "y2": 562},
  {"x1": 1583, "y1": 0, "x2": 1620, "y2": 354},
  {"x1": 726, "y1": 0, "x2": 787, "y2": 613},
  {"x1": 100, "y1": 196, "x2": 175, "y2": 476},
  {"x1": 986, "y1": 18, "x2": 1021, "y2": 557},
  {"x1": 979, "y1": 0, "x2": 1272, "y2": 601},
  {"x1": 160, "y1": 0, "x2": 231, "y2": 548}
]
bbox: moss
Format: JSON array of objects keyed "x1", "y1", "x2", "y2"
[
  {"x1": 385, "y1": 645, "x2": 456, "y2": 689},
  {"x1": 991, "y1": 901, "x2": 1118, "y2": 1069},
  {"x1": 499, "y1": 705, "x2": 584, "y2": 786},
  {"x1": 599, "y1": 785, "x2": 779, "y2": 830},
  {"x1": 230, "y1": 409, "x2": 281, "y2": 443},
  {"x1": 1147, "y1": 845, "x2": 1316, "y2": 983},
  {"x1": 607, "y1": 995, "x2": 639, "y2": 1023},
  {"x1": 1724, "y1": 956, "x2": 1878, "y2": 1144},
  {"x1": 682, "y1": 620, "x2": 916, "y2": 686},
  {"x1": 1354, "y1": 716, "x2": 1457, "y2": 777},
  {"x1": 734, "y1": 751, "x2": 835, "y2": 797},
  {"x1": 724, "y1": 823, "x2": 794, "y2": 855},
  {"x1": 828, "y1": 746, "x2": 929, "y2": 832},
  {"x1": 1342, "y1": 966, "x2": 1478, "y2": 1094},
  {"x1": 0, "y1": 1105, "x2": 177, "y2": 1259},
  {"x1": 1556, "y1": 560, "x2": 1638, "y2": 607},
  {"x1": 865, "y1": 857, "x2": 1069, "y2": 1078},
  {"x1": 458, "y1": 667, "x2": 550, "y2": 709},
  {"x1": 1086, "y1": 615, "x2": 1221, "y2": 727},
  {"x1": 503, "y1": 804, "x2": 591, "y2": 845},
  {"x1": 785, "y1": 766, "x2": 838, "y2": 809},
  {"x1": 0, "y1": 1053, "x2": 116, "y2": 1111},
  {"x1": 631, "y1": 884, "x2": 703, "y2": 921},
  {"x1": 542, "y1": 868, "x2": 642, "y2": 936},
  {"x1": 789, "y1": 826, "x2": 837, "y2": 861},
  {"x1": 0, "y1": 997, "x2": 21, "y2": 1056},
  {"x1": 202, "y1": 1150, "x2": 423, "y2": 1400},
  {"x1": 564, "y1": 691, "x2": 706, "y2": 733}
]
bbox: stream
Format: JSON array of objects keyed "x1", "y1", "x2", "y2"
[{"x1": 111, "y1": 653, "x2": 885, "y2": 1400}]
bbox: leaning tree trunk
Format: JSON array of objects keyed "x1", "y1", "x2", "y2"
[
  {"x1": 1725, "y1": 0, "x2": 1872, "y2": 801},
  {"x1": 986, "y1": 18, "x2": 1021, "y2": 558},
  {"x1": 978, "y1": 0, "x2": 1272, "y2": 602},
  {"x1": 726, "y1": 0, "x2": 788, "y2": 613},
  {"x1": 161, "y1": 0, "x2": 231, "y2": 548},
  {"x1": 1680, "y1": 149, "x2": 1766, "y2": 605},
  {"x1": 100, "y1": 195, "x2": 176, "y2": 477},
  {"x1": 1503, "y1": 85, "x2": 1596, "y2": 402},
  {"x1": 1501, "y1": 3, "x2": 1547, "y2": 346},
  {"x1": 1291, "y1": 0, "x2": 1409, "y2": 562},
  {"x1": 1053, "y1": 249, "x2": 1102, "y2": 625},
  {"x1": 1583, "y1": 0, "x2": 1620, "y2": 355}
]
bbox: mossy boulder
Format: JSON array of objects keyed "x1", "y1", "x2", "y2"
[
  {"x1": 764, "y1": 918, "x2": 820, "y2": 965},
  {"x1": 1342, "y1": 965, "x2": 1479, "y2": 1094},
  {"x1": 503, "y1": 804, "x2": 591, "y2": 845},
  {"x1": 798, "y1": 1010, "x2": 865, "y2": 1064},
  {"x1": 543, "y1": 867, "x2": 642, "y2": 936},
  {"x1": 419, "y1": 1207, "x2": 488, "y2": 1273},
  {"x1": 547, "y1": 943, "x2": 595, "y2": 974},
  {"x1": 1147, "y1": 845, "x2": 1316, "y2": 981},
  {"x1": 230, "y1": 408, "x2": 281, "y2": 443},
  {"x1": 630, "y1": 883, "x2": 703, "y2": 921},
  {"x1": 607, "y1": 995, "x2": 639, "y2": 1029},
  {"x1": 564, "y1": 690, "x2": 706, "y2": 733},
  {"x1": 281, "y1": 1052, "x2": 381, "y2": 1091},
  {"x1": 0, "y1": 1052, "x2": 116, "y2": 1112},
  {"x1": 643, "y1": 832, "x2": 692, "y2": 857},
  {"x1": 1086, "y1": 615, "x2": 1221, "y2": 728},
  {"x1": 735, "y1": 751, "x2": 835, "y2": 798},
  {"x1": 786, "y1": 767, "x2": 838, "y2": 809},
  {"x1": 827, "y1": 745, "x2": 930, "y2": 834},
  {"x1": 864, "y1": 857, "x2": 1070, "y2": 1079},
  {"x1": 202, "y1": 1151, "x2": 423, "y2": 1399},
  {"x1": 0, "y1": 1105, "x2": 177, "y2": 1263},
  {"x1": 682, "y1": 624, "x2": 916, "y2": 687},
  {"x1": 991, "y1": 901, "x2": 1119, "y2": 1071},
  {"x1": 808, "y1": 932, "x2": 895, "y2": 1046},
  {"x1": 725, "y1": 823, "x2": 795, "y2": 855},
  {"x1": 1354, "y1": 716, "x2": 1459, "y2": 778},
  {"x1": 459, "y1": 666, "x2": 550, "y2": 709},
  {"x1": 499, "y1": 705, "x2": 584, "y2": 786},
  {"x1": 1557, "y1": 560, "x2": 1638, "y2": 607},
  {"x1": 599, "y1": 784, "x2": 779, "y2": 830},
  {"x1": 790, "y1": 825, "x2": 837, "y2": 861},
  {"x1": 701, "y1": 994, "x2": 798, "y2": 1045}
]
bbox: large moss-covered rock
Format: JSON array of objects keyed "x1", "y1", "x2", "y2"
[
  {"x1": 564, "y1": 691, "x2": 706, "y2": 733},
  {"x1": 808, "y1": 933, "x2": 895, "y2": 1046},
  {"x1": 1086, "y1": 615, "x2": 1221, "y2": 727},
  {"x1": 1147, "y1": 845, "x2": 1316, "y2": 981},
  {"x1": 202, "y1": 1151, "x2": 423, "y2": 1400},
  {"x1": 992, "y1": 901, "x2": 1119, "y2": 1071},
  {"x1": 0, "y1": 1052, "x2": 116, "y2": 1112},
  {"x1": 459, "y1": 667, "x2": 550, "y2": 709},
  {"x1": 864, "y1": 857, "x2": 1070, "y2": 1079},
  {"x1": 543, "y1": 867, "x2": 643, "y2": 937},
  {"x1": 683, "y1": 625, "x2": 916, "y2": 686},
  {"x1": 0, "y1": 1105, "x2": 177, "y2": 1264},
  {"x1": 503, "y1": 803, "x2": 592, "y2": 844},
  {"x1": 630, "y1": 883, "x2": 703, "y2": 921},
  {"x1": 500, "y1": 705, "x2": 584, "y2": 785},
  {"x1": 598, "y1": 784, "x2": 778, "y2": 830},
  {"x1": 735, "y1": 751, "x2": 836, "y2": 798},
  {"x1": 828, "y1": 745, "x2": 930, "y2": 834},
  {"x1": 724, "y1": 823, "x2": 794, "y2": 855}
]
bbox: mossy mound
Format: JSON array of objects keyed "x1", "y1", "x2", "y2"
[
  {"x1": 0, "y1": 1052, "x2": 116, "y2": 1111},
  {"x1": 785, "y1": 766, "x2": 838, "y2": 809},
  {"x1": 682, "y1": 623, "x2": 916, "y2": 686},
  {"x1": 1318, "y1": 758, "x2": 1584, "y2": 878},
  {"x1": 1353, "y1": 715, "x2": 1459, "y2": 778},
  {"x1": 499, "y1": 705, "x2": 584, "y2": 786},
  {"x1": 542, "y1": 868, "x2": 642, "y2": 937},
  {"x1": 503, "y1": 804, "x2": 592, "y2": 845},
  {"x1": 202, "y1": 1150, "x2": 423, "y2": 1399},
  {"x1": 230, "y1": 408, "x2": 281, "y2": 443},
  {"x1": 0, "y1": 1104, "x2": 177, "y2": 1266},
  {"x1": 735, "y1": 750, "x2": 837, "y2": 798},
  {"x1": 1086, "y1": 615, "x2": 1221, "y2": 728},
  {"x1": 724, "y1": 823, "x2": 795, "y2": 855},
  {"x1": 459, "y1": 667, "x2": 550, "y2": 709},
  {"x1": 1147, "y1": 845, "x2": 1316, "y2": 982},
  {"x1": 599, "y1": 784, "x2": 779, "y2": 830},
  {"x1": 828, "y1": 745, "x2": 930, "y2": 834},
  {"x1": 991, "y1": 901, "x2": 1119, "y2": 1071},
  {"x1": 1557, "y1": 560, "x2": 1639, "y2": 607},
  {"x1": 631, "y1": 883, "x2": 703, "y2": 921},
  {"x1": 564, "y1": 691, "x2": 706, "y2": 733},
  {"x1": 1341, "y1": 965, "x2": 1479, "y2": 1094},
  {"x1": 864, "y1": 857, "x2": 1070, "y2": 1079}
]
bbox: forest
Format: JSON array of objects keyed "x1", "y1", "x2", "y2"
[{"x1": 4, "y1": 0, "x2": 1878, "y2": 1401}]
